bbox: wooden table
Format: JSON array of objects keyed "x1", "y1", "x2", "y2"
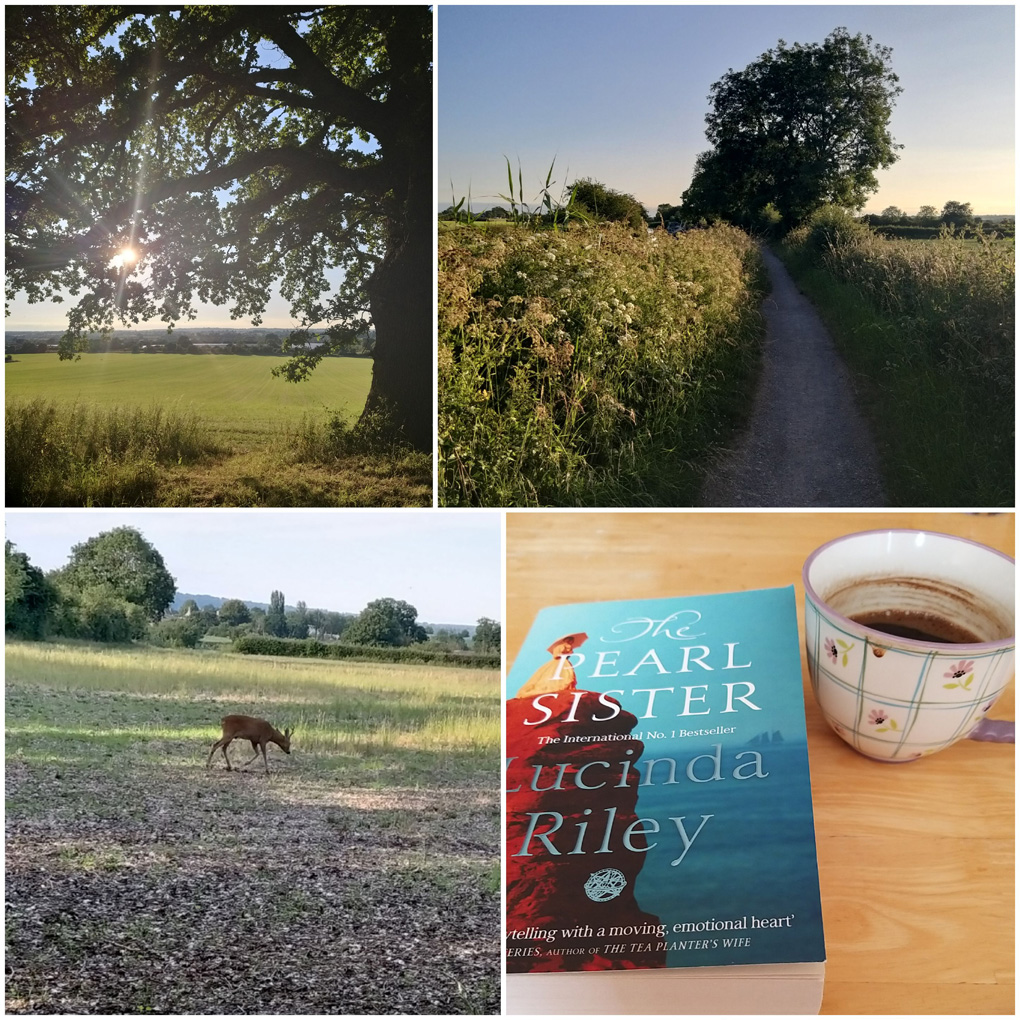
[{"x1": 506, "y1": 512, "x2": 1014, "y2": 1015}]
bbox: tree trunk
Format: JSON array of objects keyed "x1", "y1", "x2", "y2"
[{"x1": 363, "y1": 134, "x2": 432, "y2": 453}]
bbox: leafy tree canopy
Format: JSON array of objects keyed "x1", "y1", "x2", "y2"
[
  {"x1": 265, "y1": 589, "x2": 288, "y2": 636},
  {"x1": 5, "y1": 540, "x2": 59, "y2": 639},
  {"x1": 345, "y1": 596, "x2": 426, "y2": 647},
  {"x1": 681, "y1": 27, "x2": 902, "y2": 229},
  {"x1": 217, "y1": 597, "x2": 251, "y2": 626},
  {"x1": 5, "y1": 5, "x2": 432, "y2": 448},
  {"x1": 53, "y1": 526, "x2": 176, "y2": 622},
  {"x1": 940, "y1": 200, "x2": 975, "y2": 227},
  {"x1": 472, "y1": 617, "x2": 501, "y2": 654}
]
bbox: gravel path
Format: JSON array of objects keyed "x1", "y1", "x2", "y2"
[{"x1": 700, "y1": 246, "x2": 885, "y2": 507}]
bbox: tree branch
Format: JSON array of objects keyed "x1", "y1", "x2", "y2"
[{"x1": 7, "y1": 148, "x2": 389, "y2": 274}]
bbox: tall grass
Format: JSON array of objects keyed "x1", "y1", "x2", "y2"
[
  {"x1": 5, "y1": 398, "x2": 431, "y2": 508},
  {"x1": 6, "y1": 398, "x2": 218, "y2": 506},
  {"x1": 781, "y1": 209, "x2": 1014, "y2": 505},
  {"x1": 439, "y1": 221, "x2": 766, "y2": 506},
  {"x1": 5, "y1": 640, "x2": 500, "y2": 757}
]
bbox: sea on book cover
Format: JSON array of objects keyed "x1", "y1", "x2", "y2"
[{"x1": 505, "y1": 586, "x2": 826, "y2": 1015}]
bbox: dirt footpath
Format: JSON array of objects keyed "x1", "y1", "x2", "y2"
[{"x1": 700, "y1": 247, "x2": 885, "y2": 507}]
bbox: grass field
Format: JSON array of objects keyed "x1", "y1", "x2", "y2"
[
  {"x1": 5, "y1": 354, "x2": 431, "y2": 507},
  {"x1": 5, "y1": 640, "x2": 500, "y2": 1014},
  {"x1": 6, "y1": 353, "x2": 371, "y2": 443}
]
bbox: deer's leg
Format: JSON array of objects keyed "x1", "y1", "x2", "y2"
[
  {"x1": 261, "y1": 741, "x2": 270, "y2": 776},
  {"x1": 239, "y1": 740, "x2": 261, "y2": 770},
  {"x1": 207, "y1": 738, "x2": 224, "y2": 769},
  {"x1": 220, "y1": 737, "x2": 234, "y2": 770}
]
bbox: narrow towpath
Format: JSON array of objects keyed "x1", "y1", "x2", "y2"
[{"x1": 700, "y1": 247, "x2": 885, "y2": 507}]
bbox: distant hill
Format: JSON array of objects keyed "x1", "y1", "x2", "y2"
[
  {"x1": 172, "y1": 592, "x2": 278, "y2": 613},
  {"x1": 170, "y1": 592, "x2": 479, "y2": 635}
]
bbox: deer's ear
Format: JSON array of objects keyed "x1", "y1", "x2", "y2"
[{"x1": 285, "y1": 728, "x2": 293, "y2": 737}]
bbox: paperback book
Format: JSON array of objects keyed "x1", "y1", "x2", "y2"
[{"x1": 505, "y1": 586, "x2": 825, "y2": 1015}]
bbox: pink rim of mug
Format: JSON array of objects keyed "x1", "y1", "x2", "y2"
[{"x1": 802, "y1": 528, "x2": 1015, "y2": 653}]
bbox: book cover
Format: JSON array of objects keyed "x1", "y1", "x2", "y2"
[{"x1": 505, "y1": 586, "x2": 825, "y2": 994}]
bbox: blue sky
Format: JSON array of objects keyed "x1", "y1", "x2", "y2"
[
  {"x1": 439, "y1": 4, "x2": 1014, "y2": 215},
  {"x1": 5, "y1": 510, "x2": 503, "y2": 625}
]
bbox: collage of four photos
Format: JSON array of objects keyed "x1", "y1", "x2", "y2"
[{"x1": 4, "y1": 4, "x2": 1014, "y2": 1017}]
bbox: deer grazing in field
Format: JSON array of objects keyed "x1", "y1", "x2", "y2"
[{"x1": 207, "y1": 715, "x2": 292, "y2": 775}]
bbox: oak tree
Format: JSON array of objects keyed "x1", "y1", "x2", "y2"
[
  {"x1": 681, "y1": 28, "x2": 902, "y2": 228},
  {"x1": 5, "y1": 5, "x2": 432, "y2": 448}
]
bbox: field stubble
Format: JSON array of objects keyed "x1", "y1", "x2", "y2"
[{"x1": 5, "y1": 641, "x2": 500, "y2": 1014}]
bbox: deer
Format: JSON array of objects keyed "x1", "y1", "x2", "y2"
[{"x1": 207, "y1": 715, "x2": 292, "y2": 775}]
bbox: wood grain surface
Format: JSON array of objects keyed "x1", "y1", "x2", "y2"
[{"x1": 505, "y1": 511, "x2": 1014, "y2": 1015}]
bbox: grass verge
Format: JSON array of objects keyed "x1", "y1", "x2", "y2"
[
  {"x1": 778, "y1": 218, "x2": 1013, "y2": 506},
  {"x1": 5, "y1": 399, "x2": 431, "y2": 507}
]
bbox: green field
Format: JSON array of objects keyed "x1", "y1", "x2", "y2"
[
  {"x1": 5, "y1": 640, "x2": 500, "y2": 1014},
  {"x1": 5, "y1": 354, "x2": 431, "y2": 506},
  {"x1": 6, "y1": 352, "x2": 372, "y2": 441}
]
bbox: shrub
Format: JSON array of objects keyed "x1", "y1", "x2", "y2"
[{"x1": 568, "y1": 179, "x2": 646, "y2": 231}]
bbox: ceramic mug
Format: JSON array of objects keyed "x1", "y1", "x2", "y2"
[{"x1": 803, "y1": 529, "x2": 1015, "y2": 762}]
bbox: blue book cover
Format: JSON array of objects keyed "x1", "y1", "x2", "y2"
[{"x1": 505, "y1": 586, "x2": 825, "y2": 975}]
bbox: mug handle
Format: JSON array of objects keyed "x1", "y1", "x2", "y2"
[{"x1": 968, "y1": 719, "x2": 1015, "y2": 743}]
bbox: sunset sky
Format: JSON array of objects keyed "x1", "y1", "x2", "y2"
[
  {"x1": 7, "y1": 5, "x2": 1013, "y2": 332},
  {"x1": 439, "y1": 4, "x2": 1014, "y2": 216}
]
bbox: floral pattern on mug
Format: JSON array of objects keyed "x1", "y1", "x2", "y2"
[
  {"x1": 943, "y1": 659, "x2": 975, "y2": 690},
  {"x1": 824, "y1": 636, "x2": 854, "y2": 666},
  {"x1": 868, "y1": 708, "x2": 898, "y2": 733}
]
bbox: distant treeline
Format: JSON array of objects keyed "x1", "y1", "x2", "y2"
[
  {"x1": 6, "y1": 330, "x2": 374, "y2": 358},
  {"x1": 859, "y1": 201, "x2": 1015, "y2": 239},
  {"x1": 233, "y1": 634, "x2": 500, "y2": 669}
]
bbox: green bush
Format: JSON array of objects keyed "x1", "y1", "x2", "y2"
[
  {"x1": 568, "y1": 179, "x2": 646, "y2": 231},
  {"x1": 789, "y1": 205, "x2": 872, "y2": 257}
]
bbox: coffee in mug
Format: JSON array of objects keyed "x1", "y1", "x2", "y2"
[{"x1": 803, "y1": 530, "x2": 1014, "y2": 762}]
